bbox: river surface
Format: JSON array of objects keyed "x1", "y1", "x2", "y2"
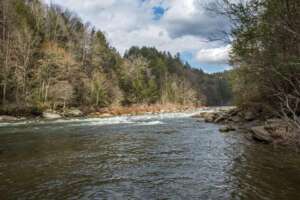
[{"x1": 1, "y1": 112, "x2": 300, "y2": 200}]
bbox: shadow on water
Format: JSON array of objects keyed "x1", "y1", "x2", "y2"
[
  {"x1": 228, "y1": 142, "x2": 300, "y2": 200},
  {"x1": 0, "y1": 116, "x2": 300, "y2": 199}
]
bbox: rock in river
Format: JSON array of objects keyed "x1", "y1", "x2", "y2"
[
  {"x1": 202, "y1": 112, "x2": 218, "y2": 123},
  {"x1": 251, "y1": 126, "x2": 273, "y2": 143},
  {"x1": 219, "y1": 125, "x2": 236, "y2": 132}
]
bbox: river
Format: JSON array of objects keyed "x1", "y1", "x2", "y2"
[{"x1": 0, "y1": 112, "x2": 300, "y2": 200}]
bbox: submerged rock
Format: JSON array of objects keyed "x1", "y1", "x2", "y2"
[
  {"x1": 219, "y1": 125, "x2": 236, "y2": 132},
  {"x1": 251, "y1": 126, "x2": 273, "y2": 143},
  {"x1": 196, "y1": 118, "x2": 205, "y2": 122},
  {"x1": 42, "y1": 112, "x2": 62, "y2": 119}
]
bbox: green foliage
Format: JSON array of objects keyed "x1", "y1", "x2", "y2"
[
  {"x1": 221, "y1": 0, "x2": 300, "y2": 116},
  {"x1": 0, "y1": 0, "x2": 233, "y2": 113},
  {"x1": 119, "y1": 56, "x2": 159, "y2": 105},
  {"x1": 89, "y1": 72, "x2": 109, "y2": 107},
  {"x1": 202, "y1": 72, "x2": 233, "y2": 106},
  {"x1": 123, "y1": 47, "x2": 201, "y2": 105}
]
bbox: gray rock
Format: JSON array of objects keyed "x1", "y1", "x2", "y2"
[
  {"x1": 231, "y1": 116, "x2": 242, "y2": 122},
  {"x1": 203, "y1": 113, "x2": 217, "y2": 123},
  {"x1": 219, "y1": 125, "x2": 236, "y2": 132},
  {"x1": 42, "y1": 112, "x2": 62, "y2": 119},
  {"x1": 0, "y1": 115, "x2": 18, "y2": 122},
  {"x1": 215, "y1": 114, "x2": 227, "y2": 123},
  {"x1": 251, "y1": 126, "x2": 273, "y2": 143},
  {"x1": 227, "y1": 109, "x2": 239, "y2": 117},
  {"x1": 65, "y1": 109, "x2": 83, "y2": 117},
  {"x1": 244, "y1": 111, "x2": 255, "y2": 121}
]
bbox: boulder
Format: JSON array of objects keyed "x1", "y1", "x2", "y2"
[
  {"x1": 0, "y1": 115, "x2": 18, "y2": 122},
  {"x1": 251, "y1": 126, "x2": 273, "y2": 143},
  {"x1": 65, "y1": 109, "x2": 83, "y2": 117},
  {"x1": 42, "y1": 112, "x2": 62, "y2": 119},
  {"x1": 231, "y1": 115, "x2": 242, "y2": 123},
  {"x1": 244, "y1": 111, "x2": 255, "y2": 121},
  {"x1": 227, "y1": 109, "x2": 239, "y2": 117},
  {"x1": 219, "y1": 125, "x2": 236, "y2": 132},
  {"x1": 203, "y1": 112, "x2": 218, "y2": 123},
  {"x1": 214, "y1": 114, "x2": 228, "y2": 123}
]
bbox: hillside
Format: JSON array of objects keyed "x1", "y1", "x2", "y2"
[{"x1": 0, "y1": 0, "x2": 232, "y2": 115}]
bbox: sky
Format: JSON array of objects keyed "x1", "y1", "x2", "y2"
[{"x1": 44, "y1": 0, "x2": 231, "y2": 73}]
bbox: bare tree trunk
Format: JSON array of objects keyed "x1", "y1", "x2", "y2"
[
  {"x1": 3, "y1": 31, "x2": 10, "y2": 105},
  {"x1": 41, "y1": 81, "x2": 45, "y2": 101},
  {"x1": 1, "y1": 0, "x2": 7, "y2": 105},
  {"x1": 96, "y1": 91, "x2": 99, "y2": 106},
  {"x1": 45, "y1": 82, "x2": 49, "y2": 103},
  {"x1": 2, "y1": 83, "x2": 6, "y2": 105}
]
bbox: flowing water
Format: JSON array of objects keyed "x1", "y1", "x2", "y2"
[{"x1": 0, "y1": 112, "x2": 300, "y2": 200}]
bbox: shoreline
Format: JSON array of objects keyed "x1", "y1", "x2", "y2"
[
  {"x1": 193, "y1": 107, "x2": 300, "y2": 148},
  {"x1": 0, "y1": 104, "x2": 206, "y2": 124}
]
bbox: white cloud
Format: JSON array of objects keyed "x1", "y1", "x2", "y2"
[
  {"x1": 44, "y1": 0, "x2": 116, "y2": 10},
  {"x1": 196, "y1": 45, "x2": 231, "y2": 65},
  {"x1": 43, "y1": 0, "x2": 231, "y2": 70},
  {"x1": 160, "y1": 0, "x2": 230, "y2": 39},
  {"x1": 163, "y1": 0, "x2": 197, "y2": 21}
]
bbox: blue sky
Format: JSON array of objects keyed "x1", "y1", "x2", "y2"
[
  {"x1": 44, "y1": 0, "x2": 231, "y2": 73},
  {"x1": 152, "y1": 6, "x2": 165, "y2": 20},
  {"x1": 180, "y1": 50, "x2": 230, "y2": 73}
]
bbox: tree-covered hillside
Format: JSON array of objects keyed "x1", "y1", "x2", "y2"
[
  {"x1": 215, "y1": 0, "x2": 300, "y2": 127},
  {"x1": 0, "y1": 0, "x2": 232, "y2": 115}
]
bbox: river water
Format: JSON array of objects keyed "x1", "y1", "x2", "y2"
[{"x1": 0, "y1": 112, "x2": 300, "y2": 200}]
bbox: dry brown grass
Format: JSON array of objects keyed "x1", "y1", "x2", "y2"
[{"x1": 88, "y1": 103, "x2": 199, "y2": 117}]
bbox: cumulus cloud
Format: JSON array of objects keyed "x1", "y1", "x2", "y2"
[
  {"x1": 196, "y1": 45, "x2": 231, "y2": 65},
  {"x1": 43, "y1": 0, "x2": 231, "y2": 72},
  {"x1": 161, "y1": 0, "x2": 230, "y2": 39}
]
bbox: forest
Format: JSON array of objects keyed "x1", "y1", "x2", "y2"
[
  {"x1": 214, "y1": 0, "x2": 300, "y2": 128},
  {"x1": 0, "y1": 0, "x2": 232, "y2": 116}
]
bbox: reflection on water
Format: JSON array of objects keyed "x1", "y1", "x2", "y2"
[
  {"x1": 0, "y1": 115, "x2": 300, "y2": 199},
  {"x1": 229, "y1": 143, "x2": 300, "y2": 200}
]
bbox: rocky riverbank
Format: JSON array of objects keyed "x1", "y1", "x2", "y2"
[
  {"x1": 0, "y1": 104, "x2": 197, "y2": 123},
  {"x1": 193, "y1": 107, "x2": 300, "y2": 146}
]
